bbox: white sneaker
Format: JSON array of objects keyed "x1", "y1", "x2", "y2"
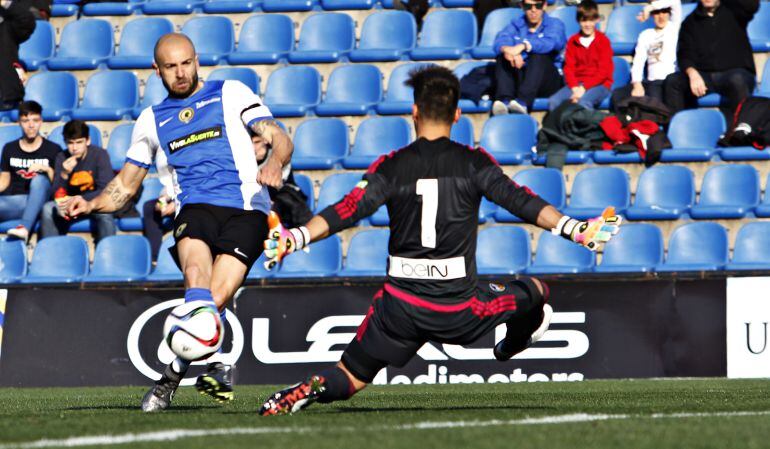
[
  {"x1": 491, "y1": 100, "x2": 509, "y2": 116},
  {"x1": 6, "y1": 225, "x2": 29, "y2": 243},
  {"x1": 530, "y1": 304, "x2": 553, "y2": 344},
  {"x1": 508, "y1": 100, "x2": 528, "y2": 115}
]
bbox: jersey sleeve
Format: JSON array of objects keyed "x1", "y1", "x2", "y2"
[
  {"x1": 223, "y1": 80, "x2": 273, "y2": 128},
  {"x1": 125, "y1": 108, "x2": 160, "y2": 170},
  {"x1": 473, "y1": 149, "x2": 549, "y2": 224}
]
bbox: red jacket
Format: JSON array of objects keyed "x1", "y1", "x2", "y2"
[{"x1": 563, "y1": 31, "x2": 614, "y2": 90}]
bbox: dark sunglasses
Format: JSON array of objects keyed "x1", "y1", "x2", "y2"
[{"x1": 521, "y1": 1, "x2": 545, "y2": 10}]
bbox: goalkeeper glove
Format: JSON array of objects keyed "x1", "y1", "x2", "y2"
[
  {"x1": 552, "y1": 207, "x2": 622, "y2": 251},
  {"x1": 263, "y1": 211, "x2": 310, "y2": 270}
]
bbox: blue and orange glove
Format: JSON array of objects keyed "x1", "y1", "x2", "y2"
[
  {"x1": 263, "y1": 211, "x2": 310, "y2": 270},
  {"x1": 552, "y1": 207, "x2": 622, "y2": 251}
]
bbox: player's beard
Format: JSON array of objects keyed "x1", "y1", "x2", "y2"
[{"x1": 165, "y1": 72, "x2": 199, "y2": 99}]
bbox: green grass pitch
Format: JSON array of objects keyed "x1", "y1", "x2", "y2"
[{"x1": 1, "y1": 379, "x2": 769, "y2": 449}]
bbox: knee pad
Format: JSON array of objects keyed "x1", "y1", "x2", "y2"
[{"x1": 340, "y1": 339, "x2": 387, "y2": 384}]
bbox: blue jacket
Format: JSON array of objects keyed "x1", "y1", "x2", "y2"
[{"x1": 492, "y1": 13, "x2": 567, "y2": 60}]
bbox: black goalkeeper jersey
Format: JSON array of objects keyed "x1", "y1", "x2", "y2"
[{"x1": 319, "y1": 136, "x2": 550, "y2": 301}]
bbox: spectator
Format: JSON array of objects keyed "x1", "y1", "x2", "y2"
[
  {"x1": 39, "y1": 120, "x2": 116, "y2": 243},
  {"x1": 393, "y1": 0, "x2": 430, "y2": 31},
  {"x1": 663, "y1": 0, "x2": 759, "y2": 123},
  {"x1": 0, "y1": 0, "x2": 36, "y2": 111},
  {"x1": 491, "y1": 0, "x2": 566, "y2": 115},
  {"x1": 141, "y1": 184, "x2": 175, "y2": 263},
  {"x1": 547, "y1": 0, "x2": 613, "y2": 111},
  {"x1": 0, "y1": 101, "x2": 59, "y2": 242}
]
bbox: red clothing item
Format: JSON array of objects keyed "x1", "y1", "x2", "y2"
[{"x1": 563, "y1": 31, "x2": 614, "y2": 90}]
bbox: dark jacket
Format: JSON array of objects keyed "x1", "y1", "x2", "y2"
[
  {"x1": 719, "y1": 97, "x2": 770, "y2": 149},
  {"x1": 536, "y1": 102, "x2": 609, "y2": 169},
  {"x1": 677, "y1": 0, "x2": 759, "y2": 74},
  {"x1": 0, "y1": 0, "x2": 36, "y2": 105},
  {"x1": 52, "y1": 145, "x2": 115, "y2": 201}
]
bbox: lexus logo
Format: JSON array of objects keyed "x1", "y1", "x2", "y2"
[{"x1": 126, "y1": 299, "x2": 244, "y2": 386}]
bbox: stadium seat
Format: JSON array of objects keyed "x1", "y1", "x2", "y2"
[
  {"x1": 108, "y1": 18, "x2": 174, "y2": 69},
  {"x1": 85, "y1": 235, "x2": 151, "y2": 282},
  {"x1": 442, "y1": 0, "x2": 473, "y2": 5},
  {"x1": 82, "y1": 0, "x2": 138, "y2": 15},
  {"x1": 343, "y1": 116, "x2": 412, "y2": 168},
  {"x1": 315, "y1": 172, "x2": 361, "y2": 213},
  {"x1": 293, "y1": 173, "x2": 315, "y2": 210},
  {"x1": 0, "y1": 126, "x2": 22, "y2": 147},
  {"x1": 339, "y1": 229, "x2": 389, "y2": 276},
  {"x1": 292, "y1": 118, "x2": 349, "y2": 169},
  {"x1": 748, "y1": 2, "x2": 770, "y2": 51},
  {"x1": 46, "y1": 123, "x2": 103, "y2": 149},
  {"x1": 0, "y1": 239, "x2": 27, "y2": 283},
  {"x1": 0, "y1": 220, "x2": 23, "y2": 233},
  {"x1": 663, "y1": 110, "x2": 725, "y2": 162},
  {"x1": 72, "y1": 71, "x2": 139, "y2": 121},
  {"x1": 22, "y1": 236, "x2": 89, "y2": 283},
  {"x1": 754, "y1": 173, "x2": 770, "y2": 217},
  {"x1": 625, "y1": 165, "x2": 694, "y2": 220},
  {"x1": 479, "y1": 114, "x2": 537, "y2": 164},
  {"x1": 13, "y1": 72, "x2": 78, "y2": 121},
  {"x1": 227, "y1": 14, "x2": 294, "y2": 65},
  {"x1": 454, "y1": 61, "x2": 494, "y2": 113},
  {"x1": 562, "y1": 167, "x2": 630, "y2": 219},
  {"x1": 51, "y1": 3, "x2": 78, "y2": 16},
  {"x1": 526, "y1": 232, "x2": 595, "y2": 274},
  {"x1": 597, "y1": 57, "x2": 632, "y2": 110},
  {"x1": 696, "y1": 93, "x2": 722, "y2": 108},
  {"x1": 549, "y1": 6, "x2": 579, "y2": 38},
  {"x1": 605, "y1": 6, "x2": 653, "y2": 55},
  {"x1": 689, "y1": 164, "x2": 759, "y2": 219},
  {"x1": 133, "y1": 74, "x2": 168, "y2": 119},
  {"x1": 147, "y1": 237, "x2": 183, "y2": 281},
  {"x1": 246, "y1": 253, "x2": 274, "y2": 279},
  {"x1": 316, "y1": 65, "x2": 383, "y2": 116},
  {"x1": 594, "y1": 223, "x2": 663, "y2": 273},
  {"x1": 377, "y1": 62, "x2": 433, "y2": 115},
  {"x1": 321, "y1": 0, "x2": 374, "y2": 9},
  {"x1": 725, "y1": 222, "x2": 770, "y2": 270},
  {"x1": 477, "y1": 226, "x2": 531, "y2": 275},
  {"x1": 274, "y1": 234, "x2": 342, "y2": 278},
  {"x1": 118, "y1": 177, "x2": 166, "y2": 231},
  {"x1": 380, "y1": 0, "x2": 440, "y2": 7},
  {"x1": 495, "y1": 168, "x2": 566, "y2": 222},
  {"x1": 472, "y1": 8, "x2": 523, "y2": 59},
  {"x1": 410, "y1": 10, "x2": 477, "y2": 60},
  {"x1": 656, "y1": 222, "x2": 728, "y2": 272},
  {"x1": 202, "y1": 0, "x2": 260, "y2": 13},
  {"x1": 757, "y1": 59, "x2": 770, "y2": 98},
  {"x1": 478, "y1": 197, "x2": 497, "y2": 223},
  {"x1": 19, "y1": 20, "x2": 54, "y2": 70},
  {"x1": 450, "y1": 115, "x2": 474, "y2": 147},
  {"x1": 207, "y1": 67, "x2": 260, "y2": 94},
  {"x1": 349, "y1": 11, "x2": 416, "y2": 62},
  {"x1": 142, "y1": 0, "x2": 204, "y2": 15},
  {"x1": 262, "y1": 0, "x2": 317, "y2": 11},
  {"x1": 288, "y1": 13, "x2": 355, "y2": 63},
  {"x1": 105, "y1": 123, "x2": 134, "y2": 171},
  {"x1": 181, "y1": 16, "x2": 234, "y2": 66},
  {"x1": 47, "y1": 19, "x2": 113, "y2": 70},
  {"x1": 263, "y1": 66, "x2": 322, "y2": 117}
]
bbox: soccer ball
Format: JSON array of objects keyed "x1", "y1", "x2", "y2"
[{"x1": 163, "y1": 301, "x2": 224, "y2": 361}]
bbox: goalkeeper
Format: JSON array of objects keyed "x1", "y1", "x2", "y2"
[{"x1": 259, "y1": 66, "x2": 621, "y2": 416}]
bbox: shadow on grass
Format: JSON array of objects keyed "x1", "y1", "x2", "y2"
[
  {"x1": 63, "y1": 405, "x2": 220, "y2": 412},
  {"x1": 325, "y1": 404, "x2": 556, "y2": 414}
]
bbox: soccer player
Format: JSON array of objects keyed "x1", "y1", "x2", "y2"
[
  {"x1": 258, "y1": 66, "x2": 620, "y2": 416},
  {"x1": 66, "y1": 33, "x2": 293, "y2": 412}
]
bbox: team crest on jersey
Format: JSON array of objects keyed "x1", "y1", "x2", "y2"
[
  {"x1": 178, "y1": 107, "x2": 195, "y2": 124},
  {"x1": 175, "y1": 223, "x2": 187, "y2": 238},
  {"x1": 489, "y1": 283, "x2": 506, "y2": 292}
]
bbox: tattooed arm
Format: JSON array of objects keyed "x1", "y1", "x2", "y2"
[
  {"x1": 251, "y1": 119, "x2": 293, "y2": 188},
  {"x1": 66, "y1": 162, "x2": 148, "y2": 217}
]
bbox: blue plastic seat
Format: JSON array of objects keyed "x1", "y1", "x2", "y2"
[
  {"x1": 133, "y1": 74, "x2": 168, "y2": 119},
  {"x1": 549, "y1": 6, "x2": 579, "y2": 38},
  {"x1": 274, "y1": 235, "x2": 342, "y2": 278},
  {"x1": 472, "y1": 8, "x2": 523, "y2": 59},
  {"x1": 13, "y1": 72, "x2": 78, "y2": 121},
  {"x1": 72, "y1": 71, "x2": 139, "y2": 121},
  {"x1": 748, "y1": 2, "x2": 770, "y2": 52},
  {"x1": 147, "y1": 237, "x2": 183, "y2": 281},
  {"x1": 478, "y1": 197, "x2": 497, "y2": 223},
  {"x1": 411, "y1": 10, "x2": 477, "y2": 60},
  {"x1": 350, "y1": 11, "x2": 416, "y2": 62},
  {"x1": 339, "y1": 229, "x2": 389, "y2": 276},
  {"x1": 597, "y1": 57, "x2": 632, "y2": 110},
  {"x1": 441, "y1": 0, "x2": 474, "y2": 5},
  {"x1": 726, "y1": 222, "x2": 770, "y2": 270},
  {"x1": 22, "y1": 236, "x2": 89, "y2": 283},
  {"x1": 316, "y1": 64, "x2": 382, "y2": 116},
  {"x1": 47, "y1": 19, "x2": 113, "y2": 70},
  {"x1": 292, "y1": 118, "x2": 348, "y2": 169},
  {"x1": 754, "y1": 173, "x2": 770, "y2": 217},
  {"x1": 757, "y1": 59, "x2": 770, "y2": 98},
  {"x1": 47, "y1": 123, "x2": 102, "y2": 149},
  {"x1": 626, "y1": 165, "x2": 694, "y2": 220},
  {"x1": 85, "y1": 235, "x2": 151, "y2": 282},
  {"x1": 376, "y1": 62, "x2": 432, "y2": 115},
  {"x1": 656, "y1": 222, "x2": 728, "y2": 272},
  {"x1": 288, "y1": 13, "x2": 355, "y2": 63},
  {"x1": 262, "y1": 0, "x2": 317, "y2": 11},
  {"x1": 227, "y1": 14, "x2": 294, "y2": 65},
  {"x1": 51, "y1": 3, "x2": 78, "y2": 16},
  {"x1": 263, "y1": 66, "x2": 322, "y2": 117},
  {"x1": 526, "y1": 231, "x2": 595, "y2": 274},
  {"x1": 663, "y1": 110, "x2": 725, "y2": 162},
  {"x1": 495, "y1": 168, "x2": 566, "y2": 222},
  {"x1": 0, "y1": 240, "x2": 27, "y2": 283},
  {"x1": 450, "y1": 115, "x2": 474, "y2": 147},
  {"x1": 477, "y1": 226, "x2": 531, "y2": 274},
  {"x1": 381, "y1": 0, "x2": 440, "y2": 6},
  {"x1": 203, "y1": 0, "x2": 260, "y2": 13},
  {"x1": 105, "y1": 123, "x2": 134, "y2": 171},
  {"x1": 0, "y1": 126, "x2": 22, "y2": 147},
  {"x1": 181, "y1": 16, "x2": 234, "y2": 66},
  {"x1": 594, "y1": 223, "x2": 663, "y2": 273},
  {"x1": 605, "y1": 6, "x2": 653, "y2": 55},
  {"x1": 108, "y1": 18, "x2": 174, "y2": 69},
  {"x1": 479, "y1": 114, "x2": 537, "y2": 164},
  {"x1": 207, "y1": 67, "x2": 260, "y2": 94},
  {"x1": 455, "y1": 61, "x2": 494, "y2": 113},
  {"x1": 246, "y1": 253, "x2": 275, "y2": 279},
  {"x1": 562, "y1": 167, "x2": 630, "y2": 219},
  {"x1": 689, "y1": 164, "x2": 759, "y2": 219},
  {"x1": 343, "y1": 116, "x2": 411, "y2": 169},
  {"x1": 293, "y1": 173, "x2": 315, "y2": 210},
  {"x1": 315, "y1": 173, "x2": 362, "y2": 213},
  {"x1": 82, "y1": 0, "x2": 139, "y2": 15},
  {"x1": 142, "y1": 0, "x2": 204, "y2": 14},
  {"x1": 118, "y1": 177, "x2": 166, "y2": 231},
  {"x1": 321, "y1": 0, "x2": 373, "y2": 9},
  {"x1": 19, "y1": 20, "x2": 54, "y2": 70}
]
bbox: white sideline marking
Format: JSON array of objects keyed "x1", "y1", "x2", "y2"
[{"x1": 3, "y1": 411, "x2": 770, "y2": 448}]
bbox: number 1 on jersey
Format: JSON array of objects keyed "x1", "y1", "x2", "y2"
[{"x1": 416, "y1": 179, "x2": 438, "y2": 248}]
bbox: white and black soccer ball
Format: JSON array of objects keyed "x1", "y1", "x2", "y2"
[{"x1": 163, "y1": 300, "x2": 224, "y2": 361}]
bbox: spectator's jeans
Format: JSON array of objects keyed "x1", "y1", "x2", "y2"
[
  {"x1": 39, "y1": 200, "x2": 116, "y2": 243},
  {"x1": 610, "y1": 80, "x2": 665, "y2": 112},
  {"x1": 142, "y1": 199, "x2": 172, "y2": 262},
  {"x1": 0, "y1": 175, "x2": 51, "y2": 230},
  {"x1": 548, "y1": 85, "x2": 610, "y2": 111},
  {"x1": 663, "y1": 68, "x2": 756, "y2": 124},
  {"x1": 494, "y1": 54, "x2": 563, "y2": 110}
]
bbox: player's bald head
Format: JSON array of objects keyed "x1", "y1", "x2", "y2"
[{"x1": 153, "y1": 33, "x2": 196, "y2": 65}]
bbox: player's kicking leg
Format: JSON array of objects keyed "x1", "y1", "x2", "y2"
[{"x1": 493, "y1": 277, "x2": 552, "y2": 361}]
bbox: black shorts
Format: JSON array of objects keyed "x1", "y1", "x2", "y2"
[
  {"x1": 169, "y1": 203, "x2": 268, "y2": 270},
  {"x1": 341, "y1": 278, "x2": 548, "y2": 383}
]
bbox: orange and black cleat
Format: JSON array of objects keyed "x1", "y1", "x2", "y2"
[{"x1": 259, "y1": 376, "x2": 326, "y2": 416}]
